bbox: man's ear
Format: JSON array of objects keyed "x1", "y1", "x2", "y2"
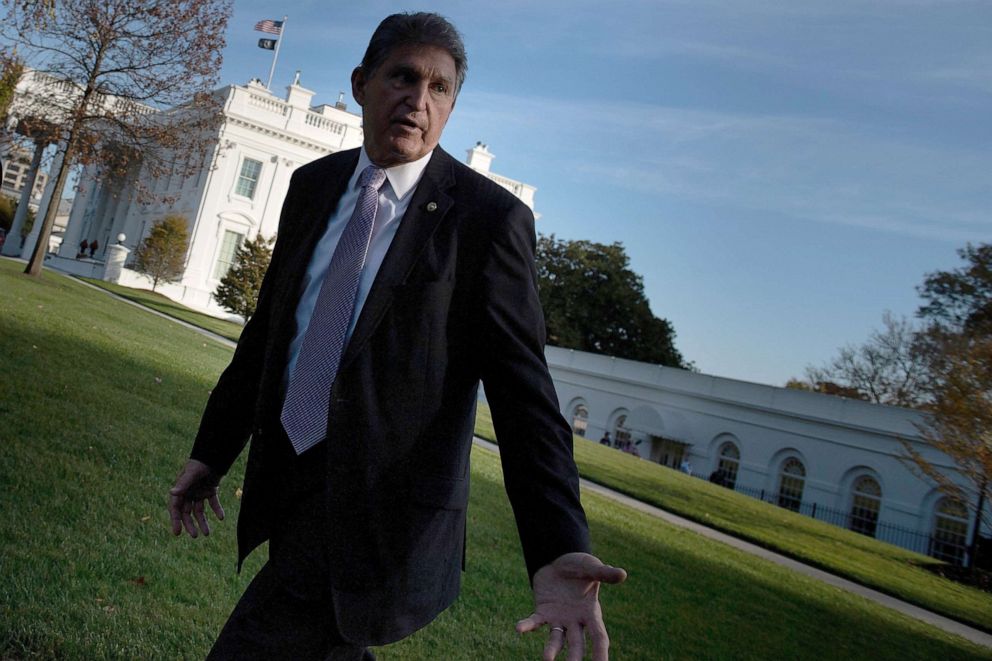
[{"x1": 351, "y1": 66, "x2": 366, "y2": 106}]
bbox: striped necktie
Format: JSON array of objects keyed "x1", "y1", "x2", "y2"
[{"x1": 280, "y1": 164, "x2": 387, "y2": 454}]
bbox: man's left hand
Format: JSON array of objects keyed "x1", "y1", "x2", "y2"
[{"x1": 516, "y1": 552, "x2": 627, "y2": 661}]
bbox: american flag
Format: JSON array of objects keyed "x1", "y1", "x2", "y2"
[{"x1": 254, "y1": 19, "x2": 283, "y2": 35}]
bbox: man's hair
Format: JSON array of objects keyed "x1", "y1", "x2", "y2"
[{"x1": 360, "y1": 12, "x2": 468, "y2": 95}]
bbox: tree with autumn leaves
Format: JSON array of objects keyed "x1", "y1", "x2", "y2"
[
  {"x1": 0, "y1": 0, "x2": 231, "y2": 276},
  {"x1": 903, "y1": 333, "x2": 992, "y2": 567},
  {"x1": 797, "y1": 243, "x2": 992, "y2": 566},
  {"x1": 905, "y1": 244, "x2": 992, "y2": 567},
  {"x1": 806, "y1": 243, "x2": 992, "y2": 565}
]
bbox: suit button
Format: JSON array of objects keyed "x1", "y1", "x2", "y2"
[{"x1": 427, "y1": 201, "x2": 438, "y2": 212}]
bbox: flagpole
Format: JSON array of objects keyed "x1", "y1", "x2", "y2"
[{"x1": 266, "y1": 15, "x2": 287, "y2": 90}]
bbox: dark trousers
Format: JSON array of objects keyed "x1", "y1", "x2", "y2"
[{"x1": 207, "y1": 485, "x2": 375, "y2": 661}]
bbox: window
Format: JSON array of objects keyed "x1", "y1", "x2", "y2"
[
  {"x1": 571, "y1": 404, "x2": 588, "y2": 437},
  {"x1": 931, "y1": 497, "x2": 969, "y2": 565},
  {"x1": 212, "y1": 229, "x2": 244, "y2": 279},
  {"x1": 613, "y1": 415, "x2": 632, "y2": 450},
  {"x1": 849, "y1": 476, "x2": 881, "y2": 537},
  {"x1": 717, "y1": 442, "x2": 740, "y2": 489},
  {"x1": 235, "y1": 157, "x2": 263, "y2": 199},
  {"x1": 777, "y1": 458, "x2": 805, "y2": 512}
]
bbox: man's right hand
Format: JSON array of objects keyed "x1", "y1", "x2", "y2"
[{"x1": 168, "y1": 458, "x2": 225, "y2": 538}]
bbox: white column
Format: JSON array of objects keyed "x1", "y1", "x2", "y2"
[
  {"x1": 58, "y1": 170, "x2": 95, "y2": 258},
  {"x1": 1, "y1": 139, "x2": 47, "y2": 256},
  {"x1": 19, "y1": 142, "x2": 65, "y2": 258}
]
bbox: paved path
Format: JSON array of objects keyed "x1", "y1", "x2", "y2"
[
  {"x1": 473, "y1": 437, "x2": 992, "y2": 650},
  {"x1": 57, "y1": 269, "x2": 992, "y2": 651}
]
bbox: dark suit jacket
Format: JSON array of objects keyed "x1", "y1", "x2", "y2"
[{"x1": 190, "y1": 146, "x2": 590, "y2": 645}]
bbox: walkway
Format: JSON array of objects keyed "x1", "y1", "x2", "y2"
[{"x1": 60, "y1": 266, "x2": 992, "y2": 651}]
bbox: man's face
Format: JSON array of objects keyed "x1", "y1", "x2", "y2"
[{"x1": 352, "y1": 44, "x2": 458, "y2": 168}]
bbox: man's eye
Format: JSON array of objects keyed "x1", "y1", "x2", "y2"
[{"x1": 433, "y1": 83, "x2": 448, "y2": 94}]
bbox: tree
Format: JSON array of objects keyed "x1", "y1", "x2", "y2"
[
  {"x1": 133, "y1": 214, "x2": 188, "y2": 291},
  {"x1": 0, "y1": 196, "x2": 35, "y2": 240},
  {"x1": 917, "y1": 243, "x2": 992, "y2": 337},
  {"x1": 902, "y1": 334, "x2": 992, "y2": 568},
  {"x1": 0, "y1": 0, "x2": 231, "y2": 276},
  {"x1": 802, "y1": 312, "x2": 929, "y2": 408},
  {"x1": 784, "y1": 378, "x2": 868, "y2": 400},
  {"x1": 536, "y1": 234, "x2": 688, "y2": 368},
  {"x1": 0, "y1": 195, "x2": 15, "y2": 231},
  {"x1": 0, "y1": 50, "x2": 23, "y2": 128},
  {"x1": 214, "y1": 233, "x2": 274, "y2": 321}
]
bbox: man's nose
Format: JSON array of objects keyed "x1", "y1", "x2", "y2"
[{"x1": 406, "y1": 82, "x2": 429, "y2": 110}]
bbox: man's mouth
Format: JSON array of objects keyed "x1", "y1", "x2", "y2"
[{"x1": 392, "y1": 117, "x2": 421, "y2": 132}]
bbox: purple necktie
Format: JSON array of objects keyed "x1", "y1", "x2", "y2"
[{"x1": 281, "y1": 164, "x2": 387, "y2": 454}]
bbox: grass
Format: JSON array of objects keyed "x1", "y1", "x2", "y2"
[
  {"x1": 2, "y1": 258, "x2": 990, "y2": 659},
  {"x1": 475, "y1": 404, "x2": 992, "y2": 634},
  {"x1": 79, "y1": 277, "x2": 244, "y2": 342}
]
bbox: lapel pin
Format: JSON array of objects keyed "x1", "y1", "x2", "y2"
[{"x1": 426, "y1": 201, "x2": 438, "y2": 212}]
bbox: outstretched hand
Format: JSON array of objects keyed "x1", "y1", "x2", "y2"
[
  {"x1": 516, "y1": 552, "x2": 627, "y2": 661},
  {"x1": 168, "y1": 458, "x2": 224, "y2": 538}
]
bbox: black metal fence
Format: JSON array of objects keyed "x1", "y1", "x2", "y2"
[{"x1": 727, "y1": 483, "x2": 969, "y2": 566}]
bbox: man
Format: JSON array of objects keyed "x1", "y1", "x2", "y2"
[{"x1": 169, "y1": 12, "x2": 625, "y2": 660}]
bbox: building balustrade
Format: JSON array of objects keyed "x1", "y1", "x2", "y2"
[
  {"x1": 304, "y1": 111, "x2": 345, "y2": 134},
  {"x1": 247, "y1": 92, "x2": 288, "y2": 116}
]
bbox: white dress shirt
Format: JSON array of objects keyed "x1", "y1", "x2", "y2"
[{"x1": 284, "y1": 147, "x2": 433, "y2": 382}]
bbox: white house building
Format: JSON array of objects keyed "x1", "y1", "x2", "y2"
[
  {"x1": 547, "y1": 346, "x2": 988, "y2": 565},
  {"x1": 43, "y1": 75, "x2": 537, "y2": 315}
]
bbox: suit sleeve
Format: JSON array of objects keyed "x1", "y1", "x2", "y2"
[
  {"x1": 188, "y1": 169, "x2": 306, "y2": 475},
  {"x1": 477, "y1": 201, "x2": 591, "y2": 581}
]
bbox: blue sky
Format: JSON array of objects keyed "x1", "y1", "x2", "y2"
[{"x1": 219, "y1": 0, "x2": 991, "y2": 386}]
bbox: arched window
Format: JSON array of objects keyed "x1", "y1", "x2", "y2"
[
  {"x1": 777, "y1": 458, "x2": 805, "y2": 512},
  {"x1": 613, "y1": 414, "x2": 632, "y2": 450},
  {"x1": 571, "y1": 404, "x2": 588, "y2": 437},
  {"x1": 849, "y1": 476, "x2": 882, "y2": 537},
  {"x1": 717, "y1": 442, "x2": 740, "y2": 489},
  {"x1": 931, "y1": 497, "x2": 969, "y2": 565}
]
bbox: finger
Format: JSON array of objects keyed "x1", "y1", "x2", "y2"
[
  {"x1": 180, "y1": 502, "x2": 198, "y2": 538},
  {"x1": 168, "y1": 497, "x2": 184, "y2": 536},
  {"x1": 565, "y1": 625, "x2": 584, "y2": 661},
  {"x1": 590, "y1": 565, "x2": 628, "y2": 585},
  {"x1": 193, "y1": 500, "x2": 210, "y2": 536},
  {"x1": 543, "y1": 626, "x2": 565, "y2": 661},
  {"x1": 208, "y1": 493, "x2": 225, "y2": 521},
  {"x1": 588, "y1": 620, "x2": 611, "y2": 661},
  {"x1": 515, "y1": 613, "x2": 547, "y2": 634}
]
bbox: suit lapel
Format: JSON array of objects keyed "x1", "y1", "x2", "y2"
[{"x1": 340, "y1": 148, "x2": 457, "y2": 370}]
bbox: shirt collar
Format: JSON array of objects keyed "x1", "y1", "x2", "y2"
[{"x1": 355, "y1": 147, "x2": 433, "y2": 201}]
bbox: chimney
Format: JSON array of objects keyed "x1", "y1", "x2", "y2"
[
  {"x1": 285, "y1": 70, "x2": 315, "y2": 108},
  {"x1": 335, "y1": 91, "x2": 347, "y2": 111},
  {"x1": 466, "y1": 141, "x2": 494, "y2": 173}
]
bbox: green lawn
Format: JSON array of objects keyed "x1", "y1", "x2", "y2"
[
  {"x1": 2, "y1": 259, "x2": 990, "y2": 660},
  {"x1": 475, "y1": 406, "x2": 992, "y2": 635},
  {"x1": 79, "y1": 277, "x2": 244, "y2": 342}
]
